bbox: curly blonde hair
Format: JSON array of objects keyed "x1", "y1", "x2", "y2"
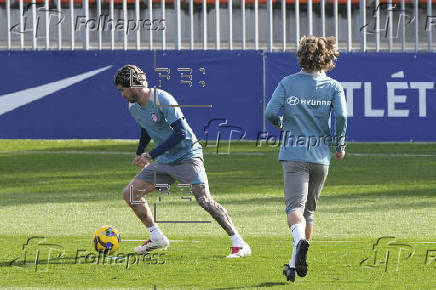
[{"x1": 296, "y1": 36, "x2": 339, "y2": 72}]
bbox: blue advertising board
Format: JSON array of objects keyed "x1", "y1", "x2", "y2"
[
  {"x1": 265, "y1": 52, "x2": 436, "y2": 142},
  {"x1": 1, "y1": 51, "x2": 435, "y2": 141},
  {"x1": 0, "y1": 50, "x2": 263, "y2": 140}
]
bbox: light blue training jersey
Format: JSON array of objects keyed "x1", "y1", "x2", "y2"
[
  {"x1": 129, "y1": 88, "x2": 203, "y2": 164},
  {"x1": 265, "y1": 71, "x2": 347, "y2": 166}
]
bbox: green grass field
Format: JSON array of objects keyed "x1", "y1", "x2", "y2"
[{"x1": 1, "y1": 140, "x2": 436, "y2": 289}]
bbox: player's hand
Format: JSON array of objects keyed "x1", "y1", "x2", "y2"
[
  {"x1": 132, "y1": 155, "x2": 148, "y2": 168},
  {"x1": 140, "y1": 152, "x2": 153, "y2": 165},
  {"x1": 336, "y1": 151, "x2": 346, "y2": 160}
]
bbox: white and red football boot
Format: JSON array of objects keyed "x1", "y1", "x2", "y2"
[
  {"x1": 134, "y1": 236, "x2": 169, "y2": 254},
  {"x1": 226, "y1": 243, "x2": 251, "y2": 258}
]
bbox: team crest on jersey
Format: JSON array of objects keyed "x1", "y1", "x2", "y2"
[{"x1": 151, "y1": 113, "x2": 158, "y2": 122}]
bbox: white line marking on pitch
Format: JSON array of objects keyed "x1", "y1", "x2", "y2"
[
  {"x1": 313, "y1": 241, "x2": 436, "y2": 244},
  {"x1": 123, "y1": 239, "x2": 201, "y2": 243},
  {"x1": 0, "y1": 150, "x2": 267, "y2": 156},
  {"x1": 0, "y1": 150, "x2": 132, "y2": 155},
  {"x1": 347, "y1": 153, "x2": 436, "y2": 157},
  {"x1": 408, "y1": 241, "x2": 436, "y2": 244},
  {"x1": 1, "y1": 150, "x2": 436, "y2": 157},
  {"x1": 313, "y1": 241, "x2": 364, "y2": 243}
]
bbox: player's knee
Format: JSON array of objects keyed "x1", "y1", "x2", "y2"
[
  {"x1": 122, "y1": 186, "x2": 131, "y2": 203},
  {"x1": 192, "y1": 185, "x2": 213, "y2": 211},
  {"x1": 285, "y1": 197, "x2": 305, "y2": 217},
  {"x1": 122, "y1": 183, "x2": 153, "y2": 204},
  {"x1": 191, "y1": 184, "x2": 213, "y2": 210},
  {"x1": 286, "y1": 207, "x2": 304, "y2": 217},
  {"x1": 191, "y1": 184, "x2": 207, "y2": 200},
  {"x1": 123, "y1": 191, "x2": 146, "y2": 208},
  {"x1": 122, "y1": 188, "x2": 139, "y2": 206},
  {"x1": 191, "y1": 184, "x2": 206, "y2": 194}
]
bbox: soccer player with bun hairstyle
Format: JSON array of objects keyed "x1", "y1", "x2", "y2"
[
  {"x1": 114, "y1": 64, "x2": 251, "y2": 258},
  {"x1": 265, "y1": 36, "x2": 347, "y2": 282}
]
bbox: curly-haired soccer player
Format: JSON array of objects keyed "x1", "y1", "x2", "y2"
[
  {"x1": 114, "y1": 65, "x2": 250, "y2": 258},
  {"x1": 265, "y1": 36, "x2": 347, "y2": 281}
]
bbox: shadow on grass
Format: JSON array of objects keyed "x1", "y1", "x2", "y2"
[
  {"x1": 321, "y1": 187, "x2": 436, "y2": 199},
  {"x1": 1, "y1": 148, "x2": 435, "y2": 211},
  {"x1": 319, "y1": 188, "x2": 436, "y2": 213},
  {"x1": 1, "y1": 186, "x2": 436, "y2": 213},
  {"x1": 255, "y1": 282, "x2": 288, "y2": 287},
  {"x1": 212, "y1": 282, "x2": 287, "y2": 289},
  {"x1": 0, "y1": 190, "x2": 284, "y2": 207}
]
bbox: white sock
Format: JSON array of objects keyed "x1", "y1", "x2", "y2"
[
  {"x1": 290, "y1": 223, "x2": 306, "y2": 244},
  {"x1": 230, "y1": 233, "x2": 245, "y2": 247},
  {"x1": 289, "y1": 244, "x2": 296, "y2": 268},
  {"x1": 147, "y1": 224, "x2": 164, "y2": 241},
  {"x1": 289, "y1": 223, "x2": 306, "y2": 268}
]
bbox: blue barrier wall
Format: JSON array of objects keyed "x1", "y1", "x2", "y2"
[
  {"x1": 0, "y1": 51, "x2": 263, "y2": 140},
  {"x1": 1, "y1": 51, "x2": 435, "y2": 141},
  {"x1": 265, "y1": 53, "x2": 436, "y2": 142}
]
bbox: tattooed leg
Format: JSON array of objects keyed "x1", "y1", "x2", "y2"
[{"x1": 191, "y1": 184, "x2": 237, "y2": 236}]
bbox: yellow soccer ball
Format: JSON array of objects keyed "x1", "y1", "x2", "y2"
[{"x1": 93, "y1": 225, "x2": 121, "y2": 254}]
